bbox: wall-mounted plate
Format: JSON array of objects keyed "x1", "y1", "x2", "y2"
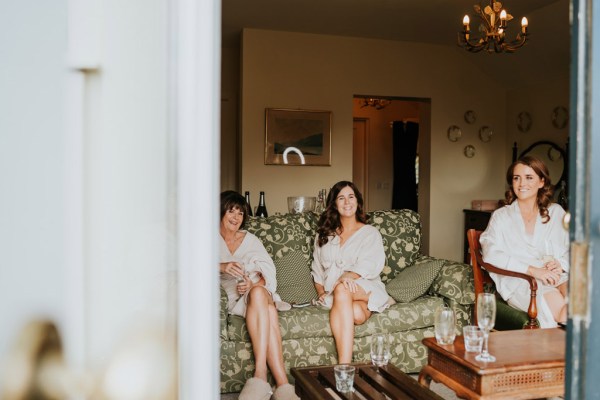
[
  {"x1": 447, "y1": 125, "x2": 462, "y2": 142},
  {"x1": 478, "y1": 126, "x2": 493, "y2": 142},
  {"x1": 517, "y1": 111, "x2": 532, "y2": 132},
  {"x1": 464, "y1": 144, "x2": 476, "y2": 158},
  {"x1": 464, "y1": 110, "x2": 477, "y2": 124},
  {"x1": 552, "y1": 106, "x2": 568, "y2": 129}
]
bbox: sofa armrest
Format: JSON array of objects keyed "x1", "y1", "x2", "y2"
[
  {"x1": 220, "y1": 285, "x2": 228, "y2": 340},
  {"x1": 427, "y1": 258, "x2": 475, "y2": 306}
]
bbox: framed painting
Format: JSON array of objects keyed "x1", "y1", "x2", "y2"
[{"x1": 265, "y1": 108, "x2": 332, "y2": 166}]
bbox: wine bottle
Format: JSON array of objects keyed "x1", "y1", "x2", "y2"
[
  {"x1": 244, "y1": 191, "x2": 253, "y2": 216},
  {"x1": 255, "y1": 191, "x2": 268, "y2": 217}
]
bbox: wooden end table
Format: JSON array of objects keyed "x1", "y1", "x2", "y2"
[
  {"x1": 291, "y1": 363, "x2": 444, "y2": 400},
  {"x1": 418, "y1": 328, "x2": 565, "y2": 400}
]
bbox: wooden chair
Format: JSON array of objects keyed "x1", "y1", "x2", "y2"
[{"x1": 467, "y1": 229, "x2": 539, "y2": 329}]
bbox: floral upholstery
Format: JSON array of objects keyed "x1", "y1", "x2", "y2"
[{"x1": 220, "y1": 209, "x2": 475, "y2": 393}]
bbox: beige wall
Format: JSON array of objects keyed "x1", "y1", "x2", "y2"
[{"x1": 240, "y1": 29, "x2": 511, "y2": 261}]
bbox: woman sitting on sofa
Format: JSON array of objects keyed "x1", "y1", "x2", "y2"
[
  {"x1": 311, "y1": 181, "x2": 392, "y2": 363},
  {"x1": 219, "y1": 190, "x2": 298, "y2": 400}
]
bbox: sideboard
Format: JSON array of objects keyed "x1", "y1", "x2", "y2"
[{"x1": 462, "y1": 209, "x2": 492, "y2": 263}]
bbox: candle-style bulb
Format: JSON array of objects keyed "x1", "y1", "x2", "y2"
[
  {"x1": 521, "y1": 16, "x2": 528, "y2": 33},
  {"x1": 500, "y1": 10, "x2": 507, "y2": 20},
  {"x1": 463, "y1": 15, "x2": 470, "y2": 26}
]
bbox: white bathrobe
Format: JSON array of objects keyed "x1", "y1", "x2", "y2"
[
  {"x1": 480, "y1": 202, "x2": 569, "y2": 328},
  {"x1": 220, "y1": 231, "x2": 281, "y2": 316},
  {"x1": 311, "y1": 224, "x2": 391, "y2": 312}
]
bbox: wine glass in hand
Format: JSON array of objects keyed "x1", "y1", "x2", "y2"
[{"x1": 476, "y1": 293, "x2": 496, "y2": 362}]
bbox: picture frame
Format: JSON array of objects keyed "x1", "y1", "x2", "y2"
[{"x1": 265, "y1": 108, "x2": 332, "y2": 166}]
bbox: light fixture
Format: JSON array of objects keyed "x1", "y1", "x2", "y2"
[
  {"x1": 360, "y1": 98, "x2": 391, "y2": 110},
  {"x1": 458, "y1": 0, "x2": 528, "y2": 53}
]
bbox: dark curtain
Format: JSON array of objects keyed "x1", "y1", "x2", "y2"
[{"x1": 391, "y1": 121, "x2": 418, "y2": 211}]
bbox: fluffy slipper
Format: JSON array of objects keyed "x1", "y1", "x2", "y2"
[
  {"x1": 238, "y1": 377, "x2": 273, "y2": 400},
  {"x1": 272, "y1": 383, "x2": 299, "y2": 400}
]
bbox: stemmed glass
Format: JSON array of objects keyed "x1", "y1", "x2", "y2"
[{"x1": 475, "y1": 293, "x2": 496, "y2": 362}]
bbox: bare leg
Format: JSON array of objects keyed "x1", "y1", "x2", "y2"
[
  {"x1": 330, "y1": 284, "x2": 371, "y2": 363},
  {"x1": 265, "y1": 303, "x2": 289, "y2": 387},
  {"x1": 544, "y1": 290, "x2": 567, "y2": 324},
  {"x1": 245, "y1": 286, "x2": 272, "y2": 381}
]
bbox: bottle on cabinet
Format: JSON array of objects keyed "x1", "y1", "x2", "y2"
[
  {"x1": 244, "y1": 191, "x2": 253, "y2": 217},
  {"x1": 255, "y1": 191, "x2": 268, "y2": 217}
]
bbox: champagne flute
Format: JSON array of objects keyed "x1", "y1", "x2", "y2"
[
  {"x1": 235, "y1": 263, "x2": 246, "y2": 283},
  {"x1": 476, "y1": 293, "x2": 496, "y2": 362}
]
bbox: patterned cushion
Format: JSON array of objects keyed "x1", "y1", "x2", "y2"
[
  {"x1": 274, "y1": 250, "x2": 318, "y2": 304},
  {"x1": 245, "y1": 212, "x2": 319, "y2": 259},
  {"x1": 367, "y1": 210, "x2": 422, "y2": 282},
  {"x1": 385, "y1": 259, "x2": 444, "y2": 303}
]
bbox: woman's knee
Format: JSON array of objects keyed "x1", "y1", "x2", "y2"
[
  {"x1": 247, "y1": 286, "x2": 269, "y2": 305},
  {"x1": 353, "y1": 302, "x2": 370, "y2": 325},
  {"x1": 332, "y1": 283, "x2": 352, "y2": 301}
]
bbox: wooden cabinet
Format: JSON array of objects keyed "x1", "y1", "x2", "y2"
[{"x1": 463, "y1": 209, "x2": 492, "y2": 263}]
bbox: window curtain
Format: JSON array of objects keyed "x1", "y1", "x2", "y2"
[{"x1": 391, "y1": 121, "x2": 419, "y2": 211}]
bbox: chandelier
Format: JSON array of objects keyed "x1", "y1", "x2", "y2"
[
  {"x1": 360, "y1": 98, "x2": 391, "y2": 110},
  {"x1": 458, "y1": 0, "x2": 529, "y2": 53}
]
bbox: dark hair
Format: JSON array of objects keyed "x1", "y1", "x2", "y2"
[
  {"x1": 505, "y1": 155, "x2": 554, "y2": 223},
  {"x1": 220, "y1": 190, "x2": 249, "y2": 228},
  {"x1": 317, "y1": 181, "x2": 368, "y2": 247}
]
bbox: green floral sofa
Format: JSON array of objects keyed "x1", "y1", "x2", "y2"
[{"x1": 219, "y1": 209, "x2": 474, "y2": 393}]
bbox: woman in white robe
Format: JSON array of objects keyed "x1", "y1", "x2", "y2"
[
  {"x1": 480, "y1": 156, "x2": 569, "y2": 328},
  {"x1": 219, "y1": 191, "x2": 298, "y2": 400},
  {"x1": 311, "y1": 181, "x2": 392, "y2": 363}
]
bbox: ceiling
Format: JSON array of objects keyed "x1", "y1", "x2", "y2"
[{"x1": 222, "y1": 0, "x2": 570, "y2": 88}]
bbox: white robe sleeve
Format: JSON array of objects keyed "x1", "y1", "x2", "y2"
[
  {"x1": 310, "y1": 236, "x2": 326, "y2": 286},
  {"x1": 348, "y1": 226, "x2": 385, "y2": 279},
  {"x1": 241, "y1": 233, "x2": 277, "y2": 294}
]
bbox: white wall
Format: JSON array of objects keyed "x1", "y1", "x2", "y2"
[
  {"x1": 0, "y1": 0, "x2": 174, "y2": 382},
  {"x1": 240, "y1": 29, "x2": 508, "y2": 261},
  {"x1": 0, "y1": 0, "x2": 69, "y2": 363}
]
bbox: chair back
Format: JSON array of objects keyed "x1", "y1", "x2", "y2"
[{"x1": 466, "y1": 229, "x2": 494, "y2": 299}]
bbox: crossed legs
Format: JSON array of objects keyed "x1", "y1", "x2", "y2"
[
  {"x1": 544, "y1": 283, "x2": 568, "y2": 324},
  {"x1": 245, "y1": 286, "x2": 289, "y2": 387},
  {"x1": 330, "y1": 283, "x2": 371, "y2": 363}
]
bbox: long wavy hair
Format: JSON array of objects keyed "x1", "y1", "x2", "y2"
[
  {"x1": 317, "y1": 181, "x2": 368, "y2": 247},
  {"x1": 220, "y1": 190, "x2": 249, "y2": 228},
  {"x1": 504, "y1": 155, "x2": 554, "y2": 223}
]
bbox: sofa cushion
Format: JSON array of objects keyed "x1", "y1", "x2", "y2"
[
  {"x1": 245, "y1": 212, "x2": 319, "y2": 259},
  {"x1": 227, "y1": 296, "x2": 443, "y2": 342},
  {"x1": 368, "y1": 210, "x2": 422, "y2": 282},
  {"x1": 385, "y1": 259, "x2": 444, "y2": 303},
  {"x1": 274, "y1": 250, "x2": 318, "y2": 304}
]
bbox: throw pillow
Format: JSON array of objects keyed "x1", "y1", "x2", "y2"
[
  {"x1": 274, "y1": 250, "x2": 318, "y2": 305},
  {"x1": 385, "y1": 259, "x2": 444, "y2": 303}
]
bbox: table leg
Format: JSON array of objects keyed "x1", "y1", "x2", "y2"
[{"x1": 418, "y1": 366, "x2": 433, "y2": 387}]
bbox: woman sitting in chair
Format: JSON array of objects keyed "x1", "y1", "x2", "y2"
[{"x1": 480, "y1": 156, "x2": 569, "y2": 328}]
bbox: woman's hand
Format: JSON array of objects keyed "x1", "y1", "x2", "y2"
[
  {"x1": 529, "y1": 265, "x2": 561, "y2": 286},
  {"x1": 236, "y1": 274, "x2": 252, "y2": 295},
  {"x1": 220, "y1": 261, "x2": 245, "y2": 280},
  {"x1": 543, "y1": 259, "x2": 563, "y2": 274}
]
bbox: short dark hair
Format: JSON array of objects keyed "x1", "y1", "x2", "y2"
[{"x1": 220, "y1": 190, "x2": 249, "y2": 228}]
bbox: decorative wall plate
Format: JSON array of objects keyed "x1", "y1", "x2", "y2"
[
  {"x1": 517, "y1": 111, "x2": 532, "y2": 132},
  {"x1": 447, "y1": 125, "x2": 462, "y2": 142},
  {"x1": 464, "y1": 110, "x2": 477, "y2": 124},
  {"x1": 464, "y1": 144, "x2": 476, "y2": 158},
  {"x1": 478, "y1": 126, "x2": 493, "y2": 142},
  {"x1": 552, "y1": 106, "x2": 569, "y2": 129}
]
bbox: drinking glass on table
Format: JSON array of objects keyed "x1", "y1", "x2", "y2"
[
  {"x1": 370, "y1": 333, "x2": 391, "y2": 366},
  {"x1": 476, "y1": 293, "x2": 496, "y2": 362}
]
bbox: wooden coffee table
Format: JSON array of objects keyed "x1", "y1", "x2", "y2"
[
  {"x1": 418, "y1": 328, "x2": 565, "y2": 400},
  {"x1": 291, "y1": 363, "x2": 444, "y2": 400}
]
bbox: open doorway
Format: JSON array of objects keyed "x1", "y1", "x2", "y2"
[{"x1": 352, "y1": 95, "x2": 431, "y2": 253}]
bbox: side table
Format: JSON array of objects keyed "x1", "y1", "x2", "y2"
[
  {"x1": 291, "y1": 363, "x2": 444, "y2": 400},
  {"x1": 418, "y1": 328, "x2": 565, "y2": 400}
]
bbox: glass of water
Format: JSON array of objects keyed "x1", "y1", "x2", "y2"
[
  {"x1": 476, "y1": 293, "x2": 497, "y2": 362},
  {"x1": 434, "y1": 305, "x2": 456, "y2": 345},
  {"x1": 333, "y1": 365, "x2": 355, "y2": 393},
  {"x1": 370, "y1": 333, "x2": 391, "y2": 367}
]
